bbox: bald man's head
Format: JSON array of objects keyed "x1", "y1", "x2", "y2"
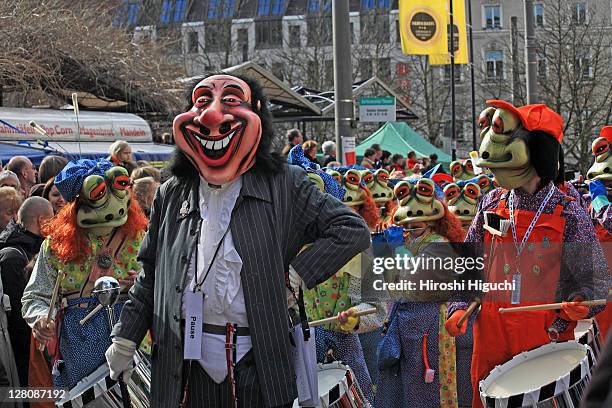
[
  {"x1": 7, "y1": 156, "x2": 37, "y2": 188},
  {"x1": 18, "y1": 196, "x2": 54, "y2": 236}
]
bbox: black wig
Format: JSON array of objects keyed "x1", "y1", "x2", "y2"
[{"x1": 518, "y1": 130, "x2": 564, "y2": 186}]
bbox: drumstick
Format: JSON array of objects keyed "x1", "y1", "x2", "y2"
[
  {"x1": 79, "y1": 304, "x2": 104, "y2": 326},
  {"x1": 457, "y1": 298, "x2": 481, "y2": 328},
  {"x1": 309, "y1": 308, "x2": 378, "y2": 327},
  {"x1": 38, "y1": 270, "x2": 64, "y2": 351},
  {"x1": 499, "y1": 299, "x2": 608, "y2": 313}
]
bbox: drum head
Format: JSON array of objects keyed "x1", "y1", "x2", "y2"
[{"x1": 480, "y1": 342, "x2": 593, "y2": 404}]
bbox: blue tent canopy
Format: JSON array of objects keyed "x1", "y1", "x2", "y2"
[
  {"x1": 0, "y1": 142, "x2": 48, "y2": 166},
  {"x1": 7, "y1": 141, "x2": 175, "y2": 167}
]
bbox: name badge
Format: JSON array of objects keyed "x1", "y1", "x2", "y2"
[
  {"x1": 183, "y1": 290, "x2": 203, "y2": 360},
  {"x1": 511, "y1": 274, "x2": 521, "y2": 305}
]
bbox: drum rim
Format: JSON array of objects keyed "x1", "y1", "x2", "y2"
[{"x1": 479, "y1": 341, "x2": 594, "y2": 404}]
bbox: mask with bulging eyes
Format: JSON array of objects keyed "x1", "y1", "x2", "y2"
[
  {"x1": 444, "y1": 182, "x2": 482, "y2": 226},
  {"x1": 392, "y1": 178, "x2": 445, "y2": 226},
  {"x1": 475, "y1": 106, "x2": 535, "y2": 189},
  {"x1": 586, "y1": 126, "x2": 612, "y2": 187},
  {"x1": 76, "y1": 166, "x2": 132, "y2": 232},
  {"x1": 450, "y1": 159, "x2": 476, "y2": 181}
]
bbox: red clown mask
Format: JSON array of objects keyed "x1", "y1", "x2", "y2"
[{"x1": 173, "y1": 75, "x2": 262, "y2": 185}]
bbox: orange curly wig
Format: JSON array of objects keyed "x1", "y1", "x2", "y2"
[
  {"x1": 355, "y1": 186, "x2": 380, "y2": 230},
  {"x1": 389, "y1": 202, "x2": 466, "y2": 243},
  {"x1": 43, "y1": 199, "x2": 148, "y2": 264},
  {"x1": 432, "y1": 203, "x2": 467, "y2": 243}
]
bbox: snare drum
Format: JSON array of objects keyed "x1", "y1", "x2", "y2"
[
  {"x1": 293, "y1": 362, "x2": 369, "y2": 408},
  {"x1": 56, "y1": 350, "x2": 150, "y2": 408},
  {"x1": 479, "y1": 342, "x2": 595, "y2": 408},
  {"x1": 575, "y1": 319, "x2": 603, "y2": 358}
]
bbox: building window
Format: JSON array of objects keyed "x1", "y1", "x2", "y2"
[
  {"x1": 360, "y1": 12, "x2": 389, "y2": 43},
  {"x1": 307, "y1": 16, "x2": 332, "y2": 46},
  {"x1": 324, "y1": 60, "x2": 334, "y2": 87},
  {"x1": 113, "y1": 1, "x2": 140, "y2": 27},
  {"x1": 289, "y1": 25, "x2": 300, "y2": 47},
  {"x1": 258, "y1": 0, "x2": 284, "y2": 16},
  {"x1": 308, "y1": 0, "x2": 331, "y2": 13},
  {"x1": 160, "y1": 0, "x2": 187, "y2": 23},
  {"x1": 534, "y1": 3, "x2": 544, "y2": 27},
  {"x1": 237, "y1": 28, "x2": 249, "y2": 46},
  {"x1": 350, "y1": 22, "x2": 354, "y2": 44},
  {"x1": 272, "y1": 62, "x2": 284, "y2": 80},
  {"x1": 377, "y1": 58, "x2": 390, "y2": 80},
  {"x1": 537, "y1": 58, "x2": 547, "y2": 78},
  {"x1": 173, "y1": 0, "x2": 187, "y2": 21},
  {"x1": 574, "y1": 54, "x2": 592, "y2": 79},
  {"x1": 255, "y1": 19, "x2": 282, "y2": 48},
  {"x1": 484, "y1": 5, "x2": 501, "y2": 29},
  {"x1": 444, "y1": 65, "x2": 462, "y2": 82},
  {"x1": 206, "y1": 23, "x2": 231, "y2": 51},
  {"x1": 485, "y1": 50, "x2": 503, "y2": 79},
  {"x1": 572, "y1": 2, "x2": 587, "y2": 24},
  {"x1": 186, "y1": 31, "x2": 199, "y2": 53},
  {"x1": 360, "y1": 58, "x2": 373, "y2": 79},
  {"x1": 208, "y1": 0, "x2": 235, "y2": 18},
  {"x1": 361, "y1": 0, "x2": 390, "y2": 9}
]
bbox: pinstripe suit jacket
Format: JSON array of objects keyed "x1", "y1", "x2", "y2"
[{"x1": 112, "y1": 164, "x2": 370, "y2": 407}]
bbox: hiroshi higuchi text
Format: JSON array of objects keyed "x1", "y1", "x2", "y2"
[{"x1": 372, "y1": 279, "x2": 516, "y2": 292}]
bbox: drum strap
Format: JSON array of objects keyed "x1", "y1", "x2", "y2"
[
  {"x1": 180, "y1": 361, "x2": 192, "y2": 408},
  {"x1": 225, "y1": 323, "x2": 239, "y2": 408}
]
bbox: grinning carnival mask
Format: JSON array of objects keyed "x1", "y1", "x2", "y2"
[
  {"x1": 173, "y1": 74, "x2": 262, "y2": 185},
  {"x1": 475, "y1": 100, "x2": 563, "y2": 190},
  {"x1": 392, "y1": 178, "x2": 444, "y2": 226},
  {"x1": 586, "y1": 126, "x2": 612, "y2": 186},
  {"x1": 450, "y1": 159, "x2": 475, "y2": 181},
  {"x1": 443, "y1": 181, "x2": 482, "y2": 225}
]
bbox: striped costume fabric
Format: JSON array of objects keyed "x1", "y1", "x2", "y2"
[{"x1": 112, "y1": 164, "x2": 370, "y2": 407}]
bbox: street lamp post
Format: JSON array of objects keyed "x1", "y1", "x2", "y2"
[{"x1": 332, "y1": 0, "x2": 353, "y2": 164}]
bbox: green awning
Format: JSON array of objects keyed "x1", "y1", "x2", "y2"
[{"x1": 355, "y1": 122, "x2": 452, "y2": 166}]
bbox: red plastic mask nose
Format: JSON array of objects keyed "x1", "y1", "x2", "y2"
[{"x1": 197, "y1": 108, "x2": 224, "y2": 129}]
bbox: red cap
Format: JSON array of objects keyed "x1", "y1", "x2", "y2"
[
  {"x1": 432, "y1": 173, "x2": 454, "y2": 186},
  {"x1": 600, "y1": 126, "x2": 612, "y2": 142},
  {"x1": 487, "y1": 100, "x2": 564, "y2": 144}
]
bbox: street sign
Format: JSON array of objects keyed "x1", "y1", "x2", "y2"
[
  {"x1": 358, "y1": 97, "x2": 396, "y2": 123},
  {"x1": 341, "y1": 136, "x2": 356, "y2": 165}
]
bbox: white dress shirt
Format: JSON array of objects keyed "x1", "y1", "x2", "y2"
[{"x1": 181, "y1": 176, "x2": 252, "y2": 383}]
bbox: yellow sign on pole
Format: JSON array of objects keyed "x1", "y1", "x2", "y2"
[
  {"x1": 429, "y1": 0, "x2": 469, "y2": 65},
  {"x1": 399, "y1": 0, "x2": 449, "y2": 56}
]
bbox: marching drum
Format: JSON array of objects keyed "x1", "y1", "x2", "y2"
[
  {"x1": 293, "y1": 362, "x2": 369, "y2": 408},
  {"x1": 574, "y1": 319, "x2": 603, "y2": 358},
  {"x1": 55, "y1": 350, "x2": 150, "y2": 408},
  {"x1": 479, "y1": 342, "x2": 595, "y2": 408}
]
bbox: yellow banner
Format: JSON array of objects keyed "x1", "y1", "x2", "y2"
[
  {"x1": 429, "y1": 0, "x2": 468, "y2": 65},
  {"x1": 399, "y1": 0, "x2": 449, "y2": 56}
]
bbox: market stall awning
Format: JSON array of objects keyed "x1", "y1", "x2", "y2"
[
  {"x1": 356, "y1": 122, "x2": 451, "y2": 166},
  {"x1": 0, "y1": 142, "x2": 48, "y2": 166}
]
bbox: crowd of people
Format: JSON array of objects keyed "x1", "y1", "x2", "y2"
[
  {"x1": 280, "y1": 128, "x2": 441, "y2": 178},
  {"x1": 0, "y1": 73, "x2": 611, "y2": 408},
  {"x1": 0, "y1": 144, "x2": 161, "y2": 399}
]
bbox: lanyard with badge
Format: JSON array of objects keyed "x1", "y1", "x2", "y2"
[
  {"x1": 508, "y1": 185, "x2": 555, "y2": 304},
  {"x1": 183, "y1": 225, "x2": 231, "y2": 360}
]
